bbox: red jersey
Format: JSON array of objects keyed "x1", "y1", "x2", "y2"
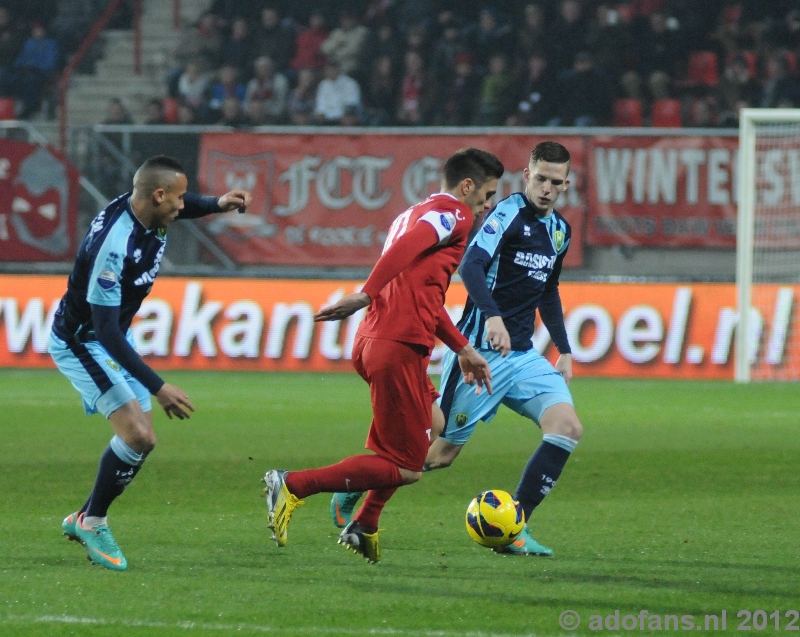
[{"x1": 358, "y1": 193, "x2": 473, "y2": 352}]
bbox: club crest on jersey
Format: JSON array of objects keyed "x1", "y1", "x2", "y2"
[
  {"x1": 97, "y1": 269, "x2": 118, "y2": 290},
  {"x1": 554, "y1": 230, "x2": 565, "y2": 251},
  {"x1": 439, "y1": 212, "x2": 455, "y2": 231},
  {"x1": 106, "y1": 358, "x2": 120, "y2": 372},
  {"x1": 455, "y1": 413, "x2": 468, "y2": 427},
  {"x1": 483, "y1": 218, "x2": 500, "y2": 235}
]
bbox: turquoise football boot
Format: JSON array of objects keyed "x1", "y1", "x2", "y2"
[
  {"x1": 76, "y1": 518, "x2": 128, "y2": 570},
  {"x1": 493, "y1": 526, "x2": 553, "y2": 556},
  {"x1": 62, "y1": 512, "x2": 81, "y2": 543},
  {"x1": 330, "y1": 491, "x2": 363, "y2": 528}
]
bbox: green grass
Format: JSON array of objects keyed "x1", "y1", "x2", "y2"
[{"x1": 1, "y1": 370, "x2": 799, "y2": 636}]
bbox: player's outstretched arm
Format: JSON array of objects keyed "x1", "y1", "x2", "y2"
[
  {"x1": 178, "y1": 191, "x2": 252, "y2": 219},
  {"x1": 314, "y1": 292, "x2": 371, "y2": 322},
  {"x1": 155, "y1": 383, "x2": 195, "y2": 420},
  {"x1": 483, "y1": 315, "x2": 511, "y2": 356},
  {"x1": 456, "y1": 344, "x2": 493, "y2": 395}
]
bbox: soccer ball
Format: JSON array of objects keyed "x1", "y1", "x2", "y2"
[{"x1": 465, "y1": 490, "x2": 525, "y2": 548}]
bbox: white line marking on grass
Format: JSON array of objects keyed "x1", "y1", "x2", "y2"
[{"x1": 0, "y1": 614, "x2": 541, "y2": 637}]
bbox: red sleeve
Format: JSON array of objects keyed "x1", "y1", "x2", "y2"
[
  {"x1": 435, "y1": 304, "x2": 469, "y2": 352},
  {"x1": 361, "y1": 221, "x2": 439, "y2": 300}
]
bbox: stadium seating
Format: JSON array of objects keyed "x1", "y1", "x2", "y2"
[
  {"x1": 613, "y1": 98, "x2": 644, "y2": 127},
  {"x1": 0, "y1": 98, "x2": 15, "y2": 120},
  {"x1": 651, "y1": 98, "x2": 682, "y2": 127},
  {"x1": 685, "y1": 51, "x2": 719, "y2": 86},
  {"x1": 162, "y1": 97, "x2": 178, "y2": 124}
]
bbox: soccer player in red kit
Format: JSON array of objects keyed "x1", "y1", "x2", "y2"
[{"x1": 263, "y1": 148, "x2": 504, "y2": 562}]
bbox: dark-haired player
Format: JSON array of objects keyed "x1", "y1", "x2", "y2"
[
  {"x1": 332, "y1": 141, "x2": 582, "y2": 557},
  {"x1": 50, "y1": 155, "x2": 251, "y2": 570},
  {"x1": 263, "y1": 148, "x2": 505, "y2": 563}
]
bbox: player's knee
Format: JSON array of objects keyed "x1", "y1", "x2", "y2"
[
  {"x1": 399, "y1": 468, "x2": 422, "y2": 484},
  {"x1": 127, "y1": 425, "x2": 156, "y2": 454},
  {"x1": 562, "y1": 416, "x2": 583, "y2": 441}
]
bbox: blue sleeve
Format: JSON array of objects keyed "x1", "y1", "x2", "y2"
[
  {"x1": 86, "y1": 218, "x2": 131, "y2": 306},
  {"x1": 460, "y1": 245, "x2": 502, "y2": 317},
  {"x1": 178, "y1": 192, "x2": 222, "y2": 219},
  {"x1": 92, "y1": 304, "x2": 165, "y2": 395},
  {"x1": 537, "y1": 251, "x2": 571, "y2": 354}
]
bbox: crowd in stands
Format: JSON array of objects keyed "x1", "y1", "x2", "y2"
[
  {"x1": 0, "y1": 0, "x2": 131, "y2": 118},
  {"x1": 2, "y1": 0, "x2": 800, "y2": 127}
]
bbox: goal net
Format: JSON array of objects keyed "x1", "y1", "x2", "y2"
[{"x1": 736, "y1": 108, "x2": 800, "y2": 381}]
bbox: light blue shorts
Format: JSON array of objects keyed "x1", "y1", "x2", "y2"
[
  {"x1": 437, "y1": 347, "x2": 573, "y2": 446},
  {"x1": 48, "y1": 331, "x2": 152, "y2": 418}
]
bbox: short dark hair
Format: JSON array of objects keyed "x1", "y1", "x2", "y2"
[
  {"x1": 140, "y1": 155, "x2": 185, "y2": 174},
  {"x1": 530, "y1": 141, "x2": 570, "y2": 166},
  {"x1": 442, "y1": 148, "x2": 504, "y2": 189}
]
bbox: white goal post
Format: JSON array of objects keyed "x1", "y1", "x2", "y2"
[{"x1": 736, "y1": 108, "x2": 800, "y2": 382}]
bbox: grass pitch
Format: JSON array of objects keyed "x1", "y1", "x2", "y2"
[{"x1": 0, "y1": 369, "x2": 798, "y2": 636}]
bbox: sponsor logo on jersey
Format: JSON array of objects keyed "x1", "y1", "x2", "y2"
[
  {"x1": 439, "y1": 212, "x2": 455, "y2": 231},
  {"x1": 133, "y1": 248, "x2": 142, "y2": 263},
  {"x1": 106, "y1": 358, "x2": 120, "y2": 372},
  {"x1": 483, "y1": 218, "x2": 500, "y2": 235},
  {"x1": 514, "y1": 252, "x2": 556, "y2": 270},
  {"x1": 134, "y1": 243, "x2": 166, "y2": 286},
  {"x1": 455, "y1": 413, "x2": 468, "y2": 427},
  {"x1": 554, "y1": 230, "x2": 565, "y2": 251},
  {"x1": 97, "y1": 269, "x2": 118, "y2": 290}
]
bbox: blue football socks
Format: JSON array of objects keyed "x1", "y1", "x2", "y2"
[
  {"x1": 515, "y1": 434, "x2": 578, "y2": 521},
  {"x1": 85, "y1": 435, "x2": 146, "y2": 518}
]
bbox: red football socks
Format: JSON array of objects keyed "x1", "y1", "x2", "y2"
[
  {"x1": 354, "y1": 487, "x2": 397, "y2": 532},
  {"x1": 285, "y1": 454, "x2": 403, "y2": 499}
]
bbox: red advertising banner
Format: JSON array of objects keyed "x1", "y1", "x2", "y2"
[
  {"x1": 3, "y1": 275, "x2": 798, "y2": 380},
  {"x1": 197, "y1": 132, "x2": 585, "y2": 268},
  {"x1": 587, "y1": 135, "x2": 739, "y2": 247},
  {"x1": 0, "y1": 139, "x2": 80, "y2": 261}
]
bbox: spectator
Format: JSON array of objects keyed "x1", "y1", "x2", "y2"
[
  {"x1": 221, "y1": 17, "x2": 254, "y2": 76},
  {"x1": 432, "y1": 52, "x2": 479, "y2": 126},
  {"x1": 244, "y1": 97, "x2": 267, "y2": 126},
  {"x1": 718, "y1": 53, "x2": 761, "y2": 114},
  {"x1": 340, "y1": 103, "x2": 361, "y2": 126},
  {"x1": 103, "y1": 98, "x2": 132, "y2": 125},
  {"x1": 46, "y1": 0, "x2": 94, "y2": 63},
  {"x1": 314, "y1": 59, "x2": 361, "y2": 124},
  {"x1": 251, "y1": 6, "x2": 295, "y2": 71},
  {"x1": 0, "y1": 7, "x2": 25, "y2": 89},
  {"x1": 216, "y1": 95, "x2": 247, "y2": 126},
  {"x1": 287, "y1": 67, "x2": 318, "y2": 124},
  {"x1": 547, "y1": 0, "x2": 589, "y2": 75},
  {"x1": 395, "y1": 50, "x2": 433, "y2": 125},
  {"x1": 473, "y1": 53, "x2": 514, "y2": 126},
  {"x1": 2, "y1": 21, "x2": 58, "y2": 118},
  {"x1": 177, "y1": 102, "x2": 197, "y2": 125},
  {"x1": 630, "y1": 11, "x2": 681, "y2": 92},
  {"x1": 688, "y1": 96, "x2": 719, "y2": 127},
  {"x1": 586, "y1": 4, "x2": 632, "y2": 80},
  {"x1": 356, "y1": 20, "x2": 400, "y2": 85},
  {"x1": 177, "y1": 62, "x2": 210, "y2": 112},
  {"x1": 469, "y1": 8, "x2": 513, "y2": 72},
  {"x1": 320, "y1": 9, "x2": 369, "y2": 77},
  {"x1": 244, "y1": 56, "x2": 289, "y2": 124},
  {"x1": 174, "y1": 12, "x2": 223, "y2": 74},
  {"x1": 143, "y1": 98, "x2": 166, "y2": 125},
  {"x1": 208, "y1": 65, "x2": 246, "y2": 114},
  {"x1": 507, "y1": 52, "x2": 555, "y2": 126},
  {"x1": 514, "y1": 4, "x2": 546, "y2": 73},
  {"x1": 550, "y1": 50, "x2": 613, "y2": 126},
  {"x1": 290, "y1": 11, "x2": 329, "y2": 74},
  {"x1": 766, "y1": 7, "x2": 800, "y2": 50},
  {"x1": 761, "y1": 51, "x2": 800, "y2": 108},
  {"x1": 363, "y1": 54, "x2": 397, "y2": 125},
  {"x1": 429, "y1": 14, "x2": 464, "y2": 83}
]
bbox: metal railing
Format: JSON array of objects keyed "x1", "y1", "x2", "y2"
[{"x1": 58, "y1": 0, "x2": 142, "y2": 151}]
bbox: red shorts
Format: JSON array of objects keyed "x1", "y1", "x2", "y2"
[{"x1": 352, "y1": 334, "x2": 433, "y2": 472}]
